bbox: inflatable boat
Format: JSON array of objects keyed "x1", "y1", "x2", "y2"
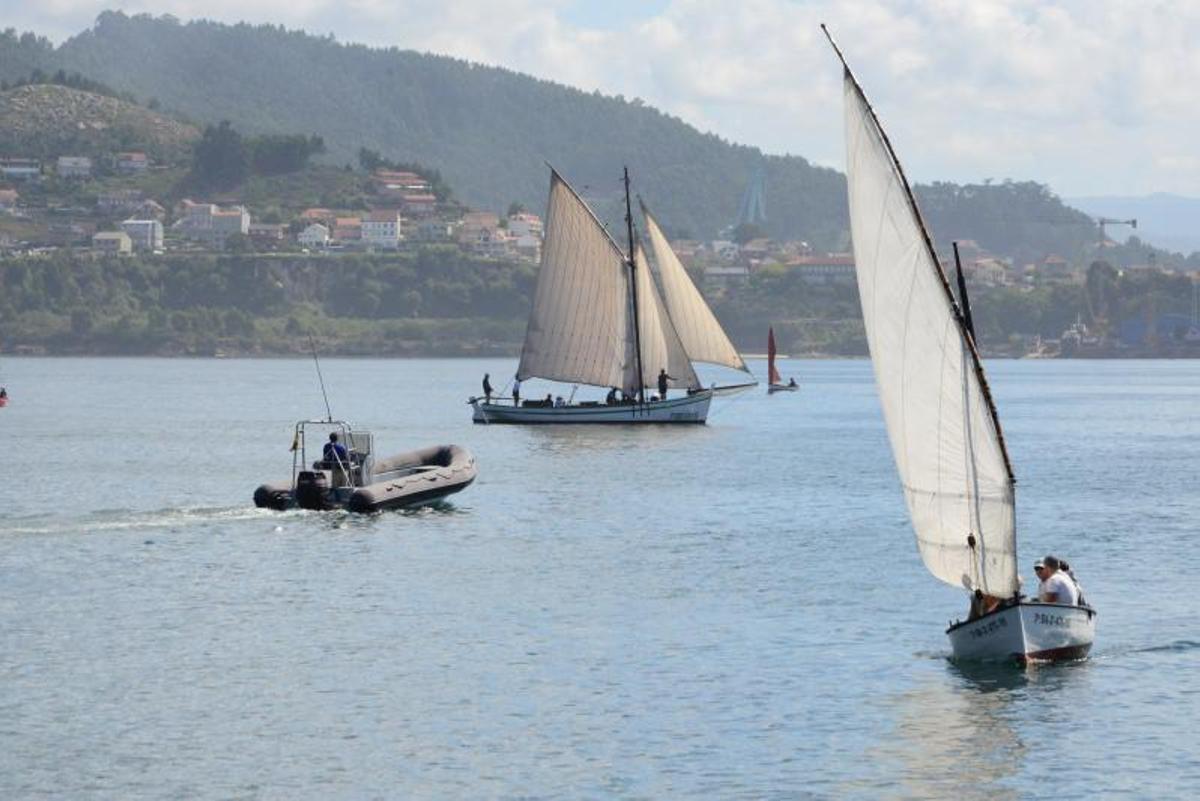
[{"x1": 254, "y1": 420, "x2": 476, "y2": 513}]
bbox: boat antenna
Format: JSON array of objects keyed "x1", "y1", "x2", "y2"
[
  {"x1": 953, "y1": 242, "x2": 977, "y2": 341},
  {"x1": 308, "y1": 333, "x2": 334, "y2": 422},
  {"x1": 624, "y1": 166, "x2": 647, "y2": 404}
]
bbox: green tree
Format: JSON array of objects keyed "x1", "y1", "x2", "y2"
[{"x1": 190, "y1": 120, "x2": 248, "y2": 190}]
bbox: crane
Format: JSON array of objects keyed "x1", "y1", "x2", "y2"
[{"x1": 1096, "y1": 217, "x2": 1136, "y2": 244}]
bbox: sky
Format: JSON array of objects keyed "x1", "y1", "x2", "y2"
[{"x1": 4, "y1": 0, "x2": 1199, "y2": 198}]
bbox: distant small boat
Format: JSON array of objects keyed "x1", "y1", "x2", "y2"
[
  {"x1": 255, "y1": 420, "x2": 476, "y2": 513},
  {"x1": 766, "y1": 327, "x2": 798, "y2": 393},
  {"x1": 827, "y1": 26, "x2": 1094, "y2": 663}
]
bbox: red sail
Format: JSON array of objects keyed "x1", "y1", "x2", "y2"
[{"x1": 768, "y1": 327, "x2": 782, "y2": 385}]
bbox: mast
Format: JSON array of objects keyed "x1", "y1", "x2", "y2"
[
  {"x1": 821, "y1": 23, "x2": 1014, "y2": 486},
  {"x1": 953, "y1": 242, "x2": 977, "y2": 341},
  {"x1": 624, "y1": 166, "x2": 646, "y2": 403}
]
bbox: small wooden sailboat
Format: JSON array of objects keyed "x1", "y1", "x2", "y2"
[
  {"x1": 826, "y1": 26, "x2": 1095, "y2": 663},
  {"x1": 766, "y1": 327, "x2": 798, "y2": 393},
  {"x1": 470, "y1": 166, "x2": 754, "y2": 424}
]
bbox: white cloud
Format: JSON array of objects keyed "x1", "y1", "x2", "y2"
[{"x1": 5, "y1": 0, "x2": 1200, "y2": 195}]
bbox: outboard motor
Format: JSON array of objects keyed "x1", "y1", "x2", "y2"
[{"x1": 294, "y1": 470, "x2": 332, "y2": 510}]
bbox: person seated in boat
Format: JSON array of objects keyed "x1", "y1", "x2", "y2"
[
  {"x1": 787, "y1": 377, "x2": 797, "y2": 387},
  {"x1": 1060, "y1": 559, "x2": 1087, "y2": 606},
  {"x1": 554, "y1": 396, "x2": 565, "y2": 408},
  {"x1": 1036, "y1": 555, "x2": 1079, "y2": 605},
  {"x1": 657, "y1": 368, "x2": 674, "y2": 401},
  {"x1": 606, "y1": 387, "x2": 618, "y2": 405},
  {"x1": 482, "y1": 373, "x2": 493, "y2": 402},
  {"x1": 322, "y1": 432, "x2": 349, "y2": 465}
]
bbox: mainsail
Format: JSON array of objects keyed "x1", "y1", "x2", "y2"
[
  {"x1": 767, "y1": 327, "x2": 782, "y2": 385},
  {"x1": 837, "y1": 42, "x2": 1018, "y2": 597},
  {"x1": 517, "y1": 170, "x2": 638, "y2": 391},
  {"x1": 517, "y1": 168, "x2": 697, "y2": 396},
  {"x1": 640, "y1": 202, "x2": 750, "y2": 373}
]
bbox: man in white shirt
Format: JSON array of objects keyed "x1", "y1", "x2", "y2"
[{"x1": 1037, "y1": 555, "x2": 1079, "y2": 605}]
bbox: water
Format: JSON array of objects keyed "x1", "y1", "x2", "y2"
[{"x1": 1, "y1": 357, "x2": 1198, "y2": 798}]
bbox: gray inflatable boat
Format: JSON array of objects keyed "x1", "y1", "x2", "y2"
[{"x1": 255, "y1": 420, "x2": 476, "y2": 513}]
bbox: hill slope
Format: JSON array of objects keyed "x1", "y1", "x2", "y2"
[
  {"x1": 0, "y1": 12, "x2": 1113, "y2": 263},
  {"x1": 0, "y1": 83, "x2": 199, "y2": 162},
  {"x1": 0, "y1": 12, "x2": 846, "y2": 245}
]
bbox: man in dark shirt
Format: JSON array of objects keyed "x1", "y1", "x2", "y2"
[
  {"x1": 657, "y1": 368, "x2": 674, "y2": 402},
  {"x1": 323, "y1": 432, "x2": 348, "y2": 464}
]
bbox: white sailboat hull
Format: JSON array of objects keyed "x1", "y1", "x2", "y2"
[
  {"x1": 946, "y1": 601, "x2": 1096, "y2": 663},
  {"x1": 471, "y1": 390, "x2": 712, "y2": 424}
]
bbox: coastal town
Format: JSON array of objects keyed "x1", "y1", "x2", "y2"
[{"x1": 2, "y1": 141, "x2": 1200, "y2": 358}]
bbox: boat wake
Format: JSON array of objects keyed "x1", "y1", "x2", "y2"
[{"x1": 1, "y1": 505, "x2": 282, "y2": 536}]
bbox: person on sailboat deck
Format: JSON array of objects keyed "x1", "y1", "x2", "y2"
[
  {"x1": 606, "y1": 387, "x2": 618, "y2": 405},
  {"x1": 482, "y1": 373, "x2": 493, "y2": 402},
  {"x1": 657, "y1": 369, "x2": 674, "y2": 401},
  {"x1": 323, "y1": 432, "x2": 349, "y2": 464},
  {"x1": 787, "y1": 377, "x2": 797, "y2": 387},
  {"x1": 512, "y1": 377, "x2": 521, "y2": 407},
  {"x1": 1036, "y1": 555, "x2": 1079, "y2": 605}
]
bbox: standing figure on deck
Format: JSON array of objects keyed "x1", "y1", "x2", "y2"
[
  {"x1": 482, "y1": 373, "x2": 493, "y2": 402},
  {"x1": 512, "y1": 376, "x2": 521, "y2": 407},
  {"x1": 657, "y1": 369, "x2": 674, "y2": 402}
]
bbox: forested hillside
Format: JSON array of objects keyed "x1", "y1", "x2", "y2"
[{"x1": 0, "y1": 14, "x2": 1144, "y2": 261}]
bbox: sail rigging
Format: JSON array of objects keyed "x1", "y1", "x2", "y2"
[
  {"x1": 517, "y1": 167, "x2": 699, "y2": 395},
  {"x1": 830, "y1": 27, "x2": 1018, "y2": 597},
  {"x1": 640, "y1": 201, "x2": 751, "y2": 374},
  {"x1": 767, "y1": 327, "x2": 782, "y2": 385},
  {"x1": 634, "y1": 243, "x2": 700, "y2": 390}
]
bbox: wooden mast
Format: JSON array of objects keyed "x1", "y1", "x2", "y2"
[{"x1": 624, "y1": 166, "x2": 647, "y2": 403}]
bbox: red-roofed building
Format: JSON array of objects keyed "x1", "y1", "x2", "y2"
[{"x1": 401, "y1": 193, "x2": 437, "y2": 216}]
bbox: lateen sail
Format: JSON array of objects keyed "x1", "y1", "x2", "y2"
[
  {"x1": 768, "y1": 327, "x2": 782, "y2": 385},
  {"x1": 517, "y1": 170, "x2": 637, "y2": 392},
  {"x1": 841, "y1": 68, "x2": 1018, "y2": 597},
  {"x1": 641, "y1": 202, "x2": 750, "y2": 373},
  {"x1": 634, "y1": 244, "x2": 700, "y2": 391}
]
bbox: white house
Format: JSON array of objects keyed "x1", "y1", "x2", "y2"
[
  {"x1": 57, "y1": 156, "x2": 93, "y2": 178},
  {"x1": 93, "y1": 230, "x2": 132, "y2": 255},
  {"x1": 116, "y1": 152, "x2": 150, "y2": 174},
  {"x1": 175, "y1": 200, "x2": 250, "y2": 248},
  {"x1": 362, "y1": 209, "x2": 402, "y2": 249},
  {"x1": 298, "y1": 223, "x2": 330, "y2": 248},
  {"x1": 121, "y1": 219, "x2": 164, "y2": 251}
]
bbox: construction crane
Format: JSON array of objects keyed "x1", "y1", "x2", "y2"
[{"x1": 1096, "y1": 217, "x2": 1137, "y2": 244}]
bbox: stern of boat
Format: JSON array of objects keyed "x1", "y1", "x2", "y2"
[{"x1": 946, "y1": 601, "x2": 1095, "y2": 664}]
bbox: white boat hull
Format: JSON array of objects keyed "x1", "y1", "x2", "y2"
[
  {"x1": 946, "y1": 601, "x2": 1096, "y2": 663},
  {"x1": 471, "y1": 390, "x2": 712, "y2": 424}
]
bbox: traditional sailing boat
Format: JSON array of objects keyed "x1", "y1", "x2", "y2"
[
  {"x1": 766, "y1": 326, "x2": 797, "y2": 393},
  {"x1": 470, "y1": 166, "x2": 752, "y2": 424},
  {"x1": 825, "y1": 26, "x2": 1095, "y2": 662}
]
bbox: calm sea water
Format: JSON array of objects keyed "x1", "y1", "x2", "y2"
[{"x1": 1, "y1": 357, "x2": 1198, "y2": 799}]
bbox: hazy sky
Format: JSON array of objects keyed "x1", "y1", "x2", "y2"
[{"x1": 5, "y1": 1, "x2": 1197, "y2": 197}]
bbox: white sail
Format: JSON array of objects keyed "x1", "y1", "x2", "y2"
[
  {"x1": 634, "y1": 244, "x2": 699, "y2": 391},
  {"x1": 842, "y1": 71, "x2": 1018, "y2": 597},
  {"x1": 641, "y1": 204, "x2": 750, "y2": 372},
  {"x1": 517, "y1": 171, "x2": 636, "y2": 392}
]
